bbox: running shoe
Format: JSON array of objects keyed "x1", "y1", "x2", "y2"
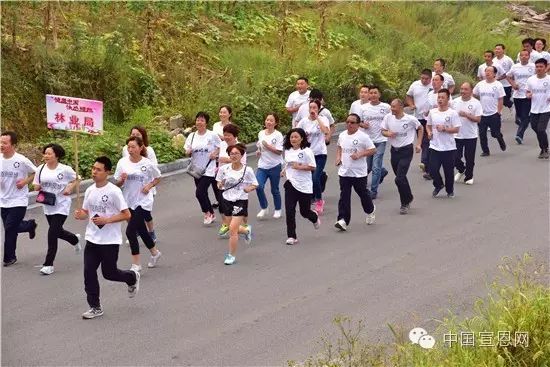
[
  {"x1": 454, "y1": 172, "x2": 465, "y2": 183},
  {"x1": 244, "y1": 226, "x2": 253, "y2": 245},
  {"x1": 40, "y1": 266, "x2": 54, "y2": 275},
  {"x1": 130, "y1": 263, "x2": 142, "y2": 273},
  {"x1": 128, "y1": 269, "x2": 140, "y2": 298},
  {"x1": 256, "y1": 209, "x2": 268, "y2": 219},
  {"x1": 218, "y1": 224, "x2": 229, "y2": 237},
  {"x1": 334, "y1": 219, "x2": 347, "y2": 231},
  {"x1": 366, "y1": 205, "x2": 376, "y2": 225},
  {"x1": 147, "y1": 251, "x2": 162, "y2": 268},
  {"x1": 82, "y1": 307, "x2": 104, "y2": 319},
  {"x1": 224, "y1": 253, "x2": 236, "y2": 265},
  {"x1": 273, "y1": 210, "x2": 282, "y2": 219},
  {"x1": 285, "y1": 238, "x2": 299, "y2": 245},
  {"x1": 75, "y1": 234, "x2": 82, "y2": 254}
]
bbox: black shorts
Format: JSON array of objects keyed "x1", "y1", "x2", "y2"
[{"x1": 221, "y1": 199, "x2": 248, "y2": 217}]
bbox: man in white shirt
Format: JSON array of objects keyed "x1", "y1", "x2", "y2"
[
  {"x1": 477, "y1": 50, "x2": 506, "y2": 82},
  {"x1": 507, "y1": 50, "x2": 536, "y2": 144},
  {"x1": 349, "y1": 85, "x2": 370, "y2": 116},
  {"x1": 516, "y1": 38, "x2": 538, "y2": 63},
  {"x1": 526, "y1": 58, "x2": 550, "y2": 159},
  {"x1": 0, "y1": 131, "x2": 38, "y2": 266},
  {"x1": 421, "y1": 73, "x2": 445, "y2": 180},
  {"x1": 473, "y1": 66, "x2": 507, "y2": 156},
  {"x1": 406, "y1": 69, "x2": 432, "y2": 175},
  {"x1": 426, "y1": 89, "x2": 461, "y2": 198},
  {"x1": 285, "y1": 76, "x2": 310, "y2": 123},
  {"x1": 494, "y1": 43, "x2": 515, "y2": 109},
  {"x1": 433, "y1": 58, "x2": 455, "y2": 94},
  {"x1": 334, "y1": 113, "x2": 377, "y2": 231},
  {"x1": 452, "y1": 83, "x2": 483, "y2": 185},
  {"x1": 381, "y1": 99, "x2": 423, "y2": 214}
]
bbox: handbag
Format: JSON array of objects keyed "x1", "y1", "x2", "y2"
[
  {"x1": 185, "y1": 132, "x2": 214, "y2": 179},
  {"x1": 35, "y1": 165, "x2": 57, "y2": 206}
]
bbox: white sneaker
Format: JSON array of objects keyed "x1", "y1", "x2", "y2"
[
  {"x1": 147, "y1": 251, "x2": 162, "y2": 268},
  {"x1": 75, "y1": 234, "x2": 82, "y2": 254},
  {"x1": 257, "y1": 208, "x2": 268, "y2": 219},
  {"x1": 130, "y1": 263, "x2": 142, "y2": 273},
  {"x1": 203, "y1": 213, "x2": 215, "y2": 225},
  {"x1": 366, "y1": 205, "x2": 376, "y2": 225},
  {"x1": 273, "y1": 210, "x2": 282, "y2": 219},
  {"x1": 285, "y1": 238, "x2": 299, "y2": 245},
  {"x1": 40, "y1": 266, "x2": 54, "y2": 275},
  {"x1": 334, "y1": 219, "x2": 347, "y2": 231},
  {"x1": 465, "y1": 178, "x2": 474, "y2": 185},
  {"x1": 82, "y1": 307, "x2": 104, "y2": 319},
  {"x1": 125, "y1": 239, "x2": 130, "y2": 246},
  {"x1": 454, "y1": 172, "x2": 465, "y2": 183},
  {"x1": 128, "y1": 270, "x2": 140, "y2": 298}
]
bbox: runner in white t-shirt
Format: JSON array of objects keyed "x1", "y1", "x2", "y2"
[
  {"x1": 526, "y1": 58, "x2": 550, "y2": 159},
  {"x1": 255, "y1": 113, "x2": 284, "y2": 220},
  {"x1": 477, "y1": 50, "x2": 506, "y2": 81},
  {"x1": 0, "y1": 131, "x2": 38, "y2": 266},
  {"x1": 516, "y1": 38, "x2": 539, "y2": 64},
  {"x1": 334, "y1": 113, "x2": 377, "y2": 231},
  {"x1": 282, "y1": 128, "x2": 320, "y2": 245},
  {"x1": 286, "y1": 77, "x2": 310, "y2": 123},
  {"x1": 349, "y1": 85, "x2": 370, "y2": 116},
  {"x1": 212, "y1": 105, "x2": 233, "y2": 140},
  {"x1": 74, "y1": 156, "x2": 140, "y2": 320},
  {"x1": 507, "y1": 50, "x2": 536, "y2": 144},
  {"x1": 114, "y1": 136, "x2": 162, "y2": 273},
  {"x1": 426, "y1": 89, "x2": 461, "y2": 198},
  {"x1": 433, "y1": 58, "x2": 455, "y2": 94},
  {"x1": 452, "y1": 83, "x2": 483, "y2": 185},
  {"x1": 422, "y1": 73, "x2": 445, "y2": 180},
  {"x1": 493, "y1": 43, "x2": 515, "y2": 109},
  {"x1": 533, "y1": 38, "x2": 550, "y2": 71},
  {"x1": 33, "y1": 143, "x2": 81, "y2": 275},
  {"x1": 381, "y1": 99, "x2": 423, "y2": 214}
]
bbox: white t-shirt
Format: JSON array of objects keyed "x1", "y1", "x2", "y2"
[
  {"x1": 406, "y1": 80, "x2": 433, "y2": 119},
  {"x1": 359, "y1": 102, "x2": 390, "y2": 143},
  {"x1": 184, "y1": 130, "x2": 221, "y2": 177},
  {"x1": 473, "y1": 80, "x2": 506, "y2": 116},
  {"x1": 337, "y1": 130, "x2": 375, "y2": 177},
  {"x1": 219, "y1": 140, "x2": 247, "y2": 167},
  {"x1": 452, "y1": 97, "x2": 483, "y2": 139},
  {"x1": 508, "y1": 63, "x2": 536, "y2": 99},
  {"x1": 349, "y1": 99, "x2": 368, "y2": 116},
  {"x1": 294, "y1": 103, "x2": 335, "y2": 126},
  {"x1": 518, "y1": 50, "x2": 546, "y2": 64},
  {"x1": 427, "y1": 108, "x2": 462, "y2": 151},
  {"x1": 381, "y1": 114, "x2": 421, "y2": 148},
  {"x1": 426, "y1": 90, "x2": 440, "y2": 112},
  {"x1": 477, "y1": 63, "x2": 506, "y2": 81},
  {"x1": 493, "y1": 55, "x2": 514, "y2": 87},
  {"x1": 296, "y1": 116, "x2": 330, "y2": 155},
  {"x1": 433, "y1": 71, "x2": 455, "y2": 90},
  {"x1": 82, "y1": 182, "x2": 128, "y2": 245},
  {"x1": 33, "y1": 163, "x2": 77, "y2": 216},
  {"x1": 212, "y1": 121, "x2": 231, "y2": 138},
  {"x1": 526, "y1": 75, "x2": 550, "y2": 114},
  {"x1": 0, "y1": 153, "x2": 37, "y2": 208},
  {"x1": 257, "y1": 129, "x2": 284, "y2": 169},
  {"x1": 286, "y1": 90, "x2": 311, "y2": 121},
  {"x1": 284, "y1": 147, "x2": 316, "y2": 194},
  {"x1": 216, "y1": 164, "x2": 258, "y2": 202},
  {"x1": 122, "y1": 145, "x2": 158, "y2": 166},
  {"x1": 113, "y1": 156, "x2": 161, "y2": 211}
]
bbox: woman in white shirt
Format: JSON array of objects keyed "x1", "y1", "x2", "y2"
[
  {"x1": 282, "y1": 128, "x2": 320, "y2": 246},
  {"x1": 122, "y1": 126, "x2": 158, "y2": 242},
  {"x1": 255, "y1": 113, "x2": 284, "y2": 220},
  {"x1": 216, "y1": 143, "x2": 258, "y2": 265},
  {"x1": 184, "y1": 112, "x2": 221, "y2": 225},
  {"x1": 115, "y1": 136, "x2": 162, "y2": 272},
  {"x1": 296, "y1": 100, "x2": 330, "y2": 215},
  {"x1": 212, "y1": 105, "x2": 233, "y2": 140},
  {"x1": 33, "y1": 143, "x2": 81, "y2": 275}
]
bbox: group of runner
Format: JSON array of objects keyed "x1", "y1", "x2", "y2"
[{"x1": 1, "y1": 38, "x2": 549, "y2": 319}]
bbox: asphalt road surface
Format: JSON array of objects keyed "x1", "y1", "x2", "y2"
[{"x1": 2, "y1": 112, "x2": 548, "y2": 366}]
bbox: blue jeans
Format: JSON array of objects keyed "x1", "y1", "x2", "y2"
[
  {"x1": 366, "y1": 142, "x2": 388, "y2": 195},
  {"x1": 255, "y1": 164, "x2": 282, "y2": 210},
  {"x1": 313, "y1": 154, "x2": 327, "y2": 200}
]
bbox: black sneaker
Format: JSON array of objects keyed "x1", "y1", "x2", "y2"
[
  {"x1": 379, "y1": 170, "x2": 388, "y2": 184},
  {"x1": 447, "y1": 192, "x2": 455, "y2": 198},
  {"x1": 498, "y1": 139, "x2": 507, "y2": 151},
  {"x1": 515, "y1": 136, "x2": 523, "y2": 145},
  {"x1": 543, "y1": 151, "x2": 550, "y2": 160},
  {"x1": 212, "y1": 202, "x2": 219, "y2": 209},
  {"x1": 399, "y1": 204, "x2": 409, "y2": 215},
  {"x1": 432, "y1": 186, "x2": 444, "y2": 197},
  {"x1": 480, "y1": 152, "x2": 490, "y2": 157},
  {"x1": 3, "y1": 258, "x2": 17, "y2": 267},
  {"x1": 29, "y1": 219, "x2": 37, "y2": 240},
  {"x1": 371, "y1": 192, "x2": 377, "y2": 200},
  {"x1": 422, "y1": 173, "x2": 432, "y2": 180}
]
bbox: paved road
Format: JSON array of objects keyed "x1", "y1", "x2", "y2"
[{"x1": 2, "y1": 112, "x2": 549, "y2": 366}]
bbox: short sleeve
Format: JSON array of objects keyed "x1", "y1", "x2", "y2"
[
  {"x1": 245, "y1": 167, "x2": 258, "y2": 186},
  {"x1": 363, "y1": 134, "x2": 375, "y2": 150},
  {"x1": 215, "y1": 166, "x2": 225, "y2": 182},
  {"x1": 477, "y1": 66, "x2": 483, "y2": 79},
  {"x1": 323, "y1": 109, "x2": 335, "y2": 125},
  {"x1": 23, "y1": 156, "x2": 37, "y2": 174},
  {"x1": 451, "y1": 111, "x2": 462, "y2": 127},
  {"x1": 411, "y1": 116, "x2": 421, "y2": 129},
  {"x1": 426, "y1": 110, "x2": 433, "y2": 126},
  {"x1": 212, "y1": 133, "x2": 221, "y2": 148},
  {"x1": 318, "y1": 116, "x2": 330, "y2": 128},
  {"x1": 275, "y1": 132, "x2": 284, "y2": 151},
  {"x1": 337, "y1": 133, "x2": 343, "y2": 148},
  {"x1": 285, "y1": 93, "x2": 293, "y2": 108},
  {"x1": 498, "y1": 85, "x2": 506, "y2": 98},
  {"x1": 474, "y1": 102, "x2": 483, "y2": 117},
  {"x1": 148, "y1": 147, "x2": 158, "y2": 166},
  {"x1": 32, "y1": 164, "x2": 43, "y2": 185},
  {"x1": 65, "y1": 165, "x2": 77, "y2": 181},
  {"x1": 447, "y1": 74, "x2": 455, "y2": 86},
  {"x1": 525, "y1": 79, "x2": 533, "y2": 93},
  {"x1": 473, "y1": 83, "x2": 480, "y2": 96},
  {"x1": 113, "y1": 187, "x2": 128, "y2": 211},
  {"x1": 305, "y1": 149, "x2": 317, "y2": 168},
  {"x1": 82, "y1": 187, "x2": 91, "y2": 210},
  {"x1": 150, "y1": 162, "x2": 161, "y2": 179},
  {"x1": 184, "y1": 133, "x2": 193, "y2": 150},
  {"x1": 380, "y1": 114, "x2": 389, "y2": 130},
  {"x1": 113, "y1": 159, "x2": 123, "y2": 181},
  {"x1": 406, "y1": 82, "x2": 415, "y2": 96},
  {"x1": 122, "y1": 146, "x2": 129, "y2": 158}
]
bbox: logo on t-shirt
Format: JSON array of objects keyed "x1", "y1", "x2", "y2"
[
  {"x1": 271, "y1": 138, "x2": 277, "y2": 144},
  {"x1": 528, "y1": 68, "x2": 533, "y2": 73},
  {"x1": 13, "y1": 162, "x2": 20, "y2": 169},
  {"x1": 544, "y1": 82, "x2": 549, "y2": 87},
  {"x1": 445, "y1": 116, "x2": 451, "y2": 122},
  {"x1": 380, "y1": 108, "x2": 387, "y2": 114},
  {"x1": 353, "y1": 139, "x2": 359, "y2": 145},
  {"x1": 468, "y1": 104, "x2": 473, "y2": 110},
  {"x1": 101, "y1": 195, "x2": 109, "y2": 202},
  {"x1": 57, "y1": 173, "x2": 64, "y2": 180},
  {"x1": 402, "y1": 123, "x2": 409, "y2": 130},
  {"x1": 298, "y1": 152, "x2": 304, "y2": 159},
  {"x1": 140, "y1": 165, "x2": 147, "y2": 172},
  {"x1": 492, "y1": 86, "x2": 497, "y2": 91}
]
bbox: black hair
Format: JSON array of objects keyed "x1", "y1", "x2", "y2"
[
  {"x1": 126, "y1": 136, "x2": 147, "y2": 157},
  {"x1": 95, "y1": 156, "x2": 113, "y2": 171},
  {"x1": 435, "y1": 58, "x2": 446, "y2": 68},
  {"x1": 348, "y1": 113, "x2": 361, "y2": 124},
  {"x1": 535, "y1": 38, "x2": 547, "y2": 50},
  {"x1": 297, "y1": 76, "x2": 309, "y2": 84},
  {"x1": 421, "y1": 69, "x2": 432, "y2": 77},
  {"x1": 359, "y1": 84, "x2": 369, "y2": 90},
  {"x1": 222, "y1": 123, "x2": 239, "y2": 137},
  {"x1": 1, "y1": 131, "x2": 17, "y2": 146},
  {"x1": 219, "y1": 105, "x2": 233, "y2": 121},
  {"x1": 266, "y1": 112, "x2": 280, "y2": 126},
  {"x1": 484, "y1": 50, "x2": 495, "y2": 57},
  {"x1": 522, "y1": 38, "x2": 535, "y2": 47},
  {"x1": 283, "y1": 128, "x2": 310, "y2": 150},
  {"x1": 129, "y1": 125, "x2": 149, "y2": 146},
  {"x1": 309, "y1": 88, "x2": 324, "y2": 101},
  {"x1": 535, "y1": 58, "x2": 548, "y2": 67},
  {"x1": 369, "y1": 85, "x2": 380, "y2": 92},
  {"x1": 438, "y1": 88, "x2": 451, "y2": 98},
  {"x1": 42, "y1": 143, "x2": 65, "y2": 160},
  {"x1": 461, "y1": 81, "x2": 474, "y2": 89},
  {"x1": 309, "y1": 99, "x2": 322, "y2": 111},
  {"x1": 226, "y1": 143, "x2": 246, "y2": 156},
  {"x1": 433, "y1": 73, "x2": 445, "y2": 82},
  {"x1": 195, "y1": 111, "x2": 210, "y2": 124},
  {"x1": 495, "y1": 43, "x2": 506, "y2": 49},
  {"x1": 486, "y1": 65, "x2": 497, "y2": 74}
]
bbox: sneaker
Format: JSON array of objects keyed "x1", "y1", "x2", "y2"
[
  {"x1": 515, "y1": 136, "x2": 523, "y2": 145},
  {"x1": 3, "y1": 258, "x2": 17, "y2": 267},
  {"x1": 432, "y1": 186, "x2": 444, "y2": 197},
  {"x1": 465, "y1": 178, "x2": 474, "y2": 185},
  {"x1": 285, "y1": 238, "x2": 299, "y2": 245},
  {"x1": 130, "y1": 263, "x2": 142, "y2": 273},
  {"x1": 125, "y1": 239, "x2": 131, "y2": 246},
  {"x1": 149, "y1": 231, "x2": 157, "y2": 243},
  {"x1": 244, "y1": 226, "x2": 252, "y2": 245},
  {"x1": 218, "y1": 224, "x2": 229, "y2": 237},
  {"x1": 371, "y1": 192, "x2": 377, "y2": 200},
  {"x1": 422, "y1": 173, "x2": 432, "y2": 180},
  {"x1": 314, "y1": 200, "x2": 325, "y2": 215},
  {"x1": 454, "y1": 172, "x2": 465, "y2": 183},
  {"x1": 273, "y1": 210, "x2": 282, "y2": 219},
  {"x1": 224, "y1": 253, "x2": 236, "y2": 265},
  {"x1": 447, "y1": 192, "x2": 455, "y2": 198},
  {"x1": 29, "y1": 219, "x2": 37, "y2": 240},
  {"x1": 40, "y1": 266, "x2": 54, "y2": 275},
  {"x1": 147, "y1": 251, "x2": 162, "y2": 268},
  {"x1": 334, "y1": 219, "x2": 347, "y2": 231},
  {"x1": 128, "y1": 269, "x2": 140, "y2": 298},
  {"x1": 256, "y1": 208, "x2": 268, "y2": 219},
  {"x1": 203, "y1": 212, "x2": 215, "y2": 225},
  {"x1": 399, "y1": 204, "x2": 409, "y2": 215},
  {"x1": 379, "y1": 170, "x2": 389, "y2": 184},
  {"x1": 74, "y1": 234, "x2": 82, "y2": 254},
  {"x1": 544, "y1": 151, "x2": 550, "y2": 159},
  {"x1": 480, "y1": 152, "x2": 490, "y2": 157},
  {"x1": 419, "y1": 163, "x2": 426, "y2": 172},
  {"x1": 366, "y1": 205, "x2": 376, "y2": 225},
  {"x1": 498, "y1": 139, "x2": 507, "y2": 151},
  {"x1": 313, "y1": 217, "x2": 321, "y2": 229},
  {"x1": 538, "y1": 150, "x2": 544, "y2": 159},
  {"x1": 82, "y1": 307, "x2": 104, "y2": 319}
]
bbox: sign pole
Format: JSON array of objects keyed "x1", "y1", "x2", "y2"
[{"x1": 72, "y1": 131, "x2": 81, "y2": 208}]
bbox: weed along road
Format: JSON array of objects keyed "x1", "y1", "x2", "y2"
[{"x1": 2, "y1": 114, "x2": 548, "y2": 365}]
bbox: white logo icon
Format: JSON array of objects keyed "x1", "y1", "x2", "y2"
[{"x1": 409, "y1": 327, "x2": 435, "y2": 349}]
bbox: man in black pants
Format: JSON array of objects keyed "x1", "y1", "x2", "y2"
[
  {"x1": 75, "y1": 156, "x2": 140, "y2": 319},
  {"x1": 426, "y1": 89, "x2": 461, "y2": 198},
  {"x1": 381, "y1": 100, "x2": 424, "y2": 214},
  {"x1": 507, "y1": 50, "x2": 535, "y2": 144},
  {"x1": 406, "y1": 69, "x2": 432, "y2": 175},
  {"x1": 526, "y1": 58, "x2": 550, "y2": 159}
]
